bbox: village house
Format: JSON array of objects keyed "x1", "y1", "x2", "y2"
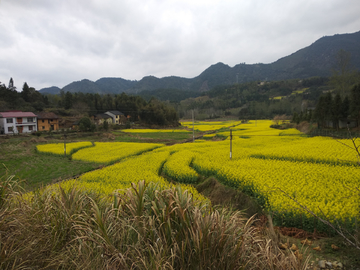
[
  {"x1": 104, "y1": 110, "x2": 126, "y2": 125},
  {"x1": 36, "y1": 112, "x2": 60, "y2": 131},
  {"x1": 0, "y1": 111, "x2": 37, "y2": 134},
  {"x1": 91, "y1": 113, "x2": 113, "y2": 125}
]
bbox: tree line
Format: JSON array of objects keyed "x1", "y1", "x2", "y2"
[
  {"x1": 0, "y1": 79, "x2": 179, "y2": 126},
  {"x1": 311, "y1": 84, "x2": 360, "y2": 128}
]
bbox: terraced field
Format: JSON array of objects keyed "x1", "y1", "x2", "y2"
[{"x1": 36, "y1": 120, "x2": 360, "y2": 232}]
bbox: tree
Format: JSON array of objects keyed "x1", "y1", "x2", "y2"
[
  {"x1": 314, "y1": 96, "x2": 328, "y2": 128},
  {"x1": 330, "y1": 49, "x2": 358, "y2": 97},
  {"x1": 64, "y1": 91, "x2": 73, "y2": 110},
  {"x1": 341, "y1": 96, "x2": 350, "y2": 118},
  {"x1": 139, "y1": 98, "x2": 179, "y2": 126},
  {"x1": 21, "y1": 82, "x2": 31, "y2": 102},
  {"x1": 78, "y1": 117, "x2": 96, "y2": 132},
  {"x1": 104, "y1": 94, "x2": 113, "y2": 110},
  {"x1": 8, "y1": 78, "x2": 16, "y2": 91},
  {"x1": 0, "y1": 78, "x2": 19, "y2": 108},
  {"x1": 292, "y1": 112, "x2": 299, "y2": 124},
  {"x1": 103, "y1": 120, "x2": 109, "y2": 131},
  {"x1": 350, "y1": 84, "x2": 360, "y2": 126},
  {"x1": 301, "y1": 109, "x2": 313, "y2": 123},
  {"x1": 71, "y1": 101, "x2": 90, "y2": 116},
  {"x1": 58, "y1": 90, "x2": 65, "y2": 107},
  {"x1": 331, "y1": 93, "x2": 342, "y2": 129}
]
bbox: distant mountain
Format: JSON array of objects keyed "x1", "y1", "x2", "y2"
[
  {"x1": 39, "y1": 86, "x2": 61, "y2": 95},
  {"x1": 39, "y1": 31, "x2": 360, "y2": 95},
  {"x1": 40, "y1": 78, "x2": 137, "y2": 95},
  {"x1": 129, "y1": 76, "x2": 193, "y2": 94},
  {"x1": 95, "y1": 77, "x2": 138, "y2": 94},
  {"x1": 62, "y1": 79, "x2": 102, "y2": 94}
]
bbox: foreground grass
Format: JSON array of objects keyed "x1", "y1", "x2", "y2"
[{"x1": 0, "y1": 178, "x2": 310, "y2": 269}]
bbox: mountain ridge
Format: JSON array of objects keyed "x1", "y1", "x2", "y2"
[{"x1": 39, "y1": 30, "x2": 360, "y2": 95}]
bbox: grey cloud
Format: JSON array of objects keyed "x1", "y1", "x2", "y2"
[{"x1": 0, "y1": 0, "x2": 359, "y2": 89}]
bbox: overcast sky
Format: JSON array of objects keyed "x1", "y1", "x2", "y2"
[{"x1": 0, "y1": 0, "x2": 359, "y2": 90}]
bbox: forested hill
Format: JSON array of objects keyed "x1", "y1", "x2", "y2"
[{"x1": 39, "y1": 31, "x2": 360, "y2": 95}]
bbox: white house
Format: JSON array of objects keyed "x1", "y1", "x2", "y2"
[
  {"x1": 104, "y1": 110, "x2": 126, "y2": 125},
  {"x1": 0, "y1": 111, "x2": 38, "y2": 134},
  {"x1": 91, "y1": 113, "x2": 113, "y2": 125}
]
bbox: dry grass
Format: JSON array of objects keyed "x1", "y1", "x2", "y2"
[
  {"x1": 295, "y1": 121, "x2": 311, "y2": 134},
  {"x1": 0, "y1": 175, "x2": 310, "y2": 269}
]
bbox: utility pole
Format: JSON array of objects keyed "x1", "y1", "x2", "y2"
[
  {"x1": 64, "y1": 131, "x2": 67, "y2": 157},
  {"x1": 192, "y1": 110, "x2": 195, "y2": 142},
  {"x1": 230, "y1": 129, "x2": 232, "y2": 159}
]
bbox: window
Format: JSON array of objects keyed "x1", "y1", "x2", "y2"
[
  {"x1": 8, "y1": 127, "x2": 13, "y2": 132},
  {"x1": 6, "y1": 118, "x2": 13, "y2": 123},
  {"x1": 42, "y1": 120, "x2": 44, "y2": 123},
  {"x1": 42, "y1": 126, "x2": 45, "y2": 130},
  {"x1": 29, "y1": 126, "x2": 33, "y2": 131},
  {"x1": 27, "y1": 117, "x2": 33, "y2": 122}
]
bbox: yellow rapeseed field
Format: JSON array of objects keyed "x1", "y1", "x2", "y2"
[
  {"x1": 72, "y1": 142, "x2": 163, "y2": 164},
  {"x1": 37, "y1": 120, "x2": 360, "y2": 231},
  {"x1": 122, "y1": 129, "x2": 191, "y2": 133},
  {"x1": 36, "y1": 141, "x2": 93, "y2": 156},
  {"x1": 180, "y1": 120, "x2": 242, "y2": 131},
  {"x1": 59, "y1": 148, "x2": 206, "y2": 203}
]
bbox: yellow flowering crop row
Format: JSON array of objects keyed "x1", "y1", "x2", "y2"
[
  {"x1": 278, "y1": 128, "x2": 304, "y2": 136},
  {"x1": 202, "y1": 134, "x2": 216, "y2": 139},
  {"x1": 180, "y1": 120, "x2": 242, "y2": 131},
  {"x1": 163, "y1": 150, "x2": 198, "y2": 184},
  {"x1": 193, "y1": 155, "x2": 359, "y2": 223},
  {"x1": 58, "y1": 148, "x2": 207, "y2": 203},
  {"x1": 36, "y1": 141, "x2": 93, "y2": 156},
  {"x1": 249, "y1": 136, "x2": 359, "y2": 166},
  {"x1": 60, "y1": 150, "x2": 170, "y2": 195},
  {"x1": 122, "y1": 129, "x2": 191, "y2": 133},
  {"x1": 72, "y1": 142, "x2": 163, "y2": 164}
]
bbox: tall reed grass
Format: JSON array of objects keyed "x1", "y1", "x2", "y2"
[{"x1": 0, "y1": 174, "x2": 310, "y2": 269}]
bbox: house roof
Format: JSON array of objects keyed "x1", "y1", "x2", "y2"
[
  {"x1": 0, "y1": 111, "x2": 37, "y2": 118},
  {"x1": 106, "y1": 110, "x2": 124, "y2": 115},
  {"x1": 94, "y1": 113, "x2": 112, "y2": 119},
  {"x1": 36, "y1": 112, "x2": 59, "y2": 119}
]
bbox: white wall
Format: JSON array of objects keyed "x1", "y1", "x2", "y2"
[{"x1": 0, "y1": 117, "x2": 37, "y2": 134}]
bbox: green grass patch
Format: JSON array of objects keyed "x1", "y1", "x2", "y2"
[
  {"x1": 0, "y1": 138, "x2": 100, "y2": 190},
  {"x1": 114, "y1": 131, "x2": 198, "y2": 143}
]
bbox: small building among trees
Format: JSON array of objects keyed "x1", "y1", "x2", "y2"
[
  {"x1": 105, "y1": 111, "x2": 126, "y2": 125},
  {"x1": 91, "y1": 113, "x2": 113, "y2": 126}
]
